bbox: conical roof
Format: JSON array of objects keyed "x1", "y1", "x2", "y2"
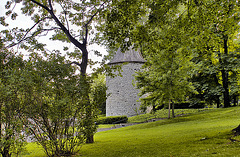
[{"x1": 108, "y1": 47, "x2": 146, "y2": 64}]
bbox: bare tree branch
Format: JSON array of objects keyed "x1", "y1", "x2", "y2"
[
  {"x1": 59, "y1": 2, "x2": 70, "y2": 31},
  {"x1": 29, "y1": 0, "x2": 84, "y2": 51},
  {"x1": 85, "y1": 0, "x2": 109, "y2": 27},
  {"x1": 69, "y1": 61, "x2": 81, "y2": 67},
  {"x1": 47, "y1": 0, "x2": 84, "y2": 50},
  {"x1": 21, "y1": 17, "x2": 51, "y2": 39},
  {"x1": 47, "y1": 0, "x2": 54, "y2": 11},
  {"x1": 83, "y1": 0, "x2": 109, "y2": 45},
  {"x1": 6, "y1": 27, "x2": 59, "y2": 48},
  {"x1": 30, "y1": 0, "x2": 50, "y2": 11}
]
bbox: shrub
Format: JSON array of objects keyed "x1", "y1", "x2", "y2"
[{"x1": 96, "y1": 116, "x2": 128, "y2": 124}]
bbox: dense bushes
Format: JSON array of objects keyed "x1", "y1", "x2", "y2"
[
  {"x1": 97, "y1": 116, "x2": 128, "y2": 124},
  {"x1": 0, "y1": 51, "x2": 98, "y2": 156}
]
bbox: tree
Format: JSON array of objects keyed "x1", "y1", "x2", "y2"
[
  {"x1": 134, "y1": 24, "x2": 196, "y2": 118},
  {"x1": 136, "y1": 51, "x2": 196, "y2": 118},
  {"x1": 1, "y1": 0, "x2": 111, "y2": 143},
  {"x1": 0, "y1": 48, "x2": 26, "y2": 157},
  {"x1": 21, "y1": 52, "x2": 97, "y2": 156},
  {"x1": 186, "y1": 0, "x2": 240, "y2": 107},
  {"x1": 103, "y1": 0, "x2": 240, "y2": 109}
]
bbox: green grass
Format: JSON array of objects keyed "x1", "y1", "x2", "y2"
[
  {"x1": 23, "y1": 142, "x2": 45, "y2": 157},
  {"x1": 128, "y1": 108, "x2": 212, "y2": 123},
  {"x1": 23, "y1": 107, "x2": 240, "y2": 157},
  {"x1": 98, "y1": 124, "x2": 118, "y2": 128}
]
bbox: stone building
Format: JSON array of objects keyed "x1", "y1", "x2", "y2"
[{"x1": 106, "y1": 47, "x2": 146, "y2": 117}]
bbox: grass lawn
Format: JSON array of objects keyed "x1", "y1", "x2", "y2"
[
  {"x1": 23, "y1": 107, "x2": 240, "y2": 157},
  {"x1": 128, "y1": 108, "x2": 211, "y2": 123}
]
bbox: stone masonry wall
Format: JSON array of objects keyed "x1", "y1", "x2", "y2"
[{"x1": 106, "y1": 62, "x2": 144, "y2": 117}]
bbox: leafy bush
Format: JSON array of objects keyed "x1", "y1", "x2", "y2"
[
  {"x1": 22, "y1": 53, "x2": 96, "y2": 156},
  {"x1": 97, "y1": 116, "x2": 128, "y2": 124}
]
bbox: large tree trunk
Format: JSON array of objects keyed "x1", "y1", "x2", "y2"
[
  {"x1": 2, "y1": 149, "x2": 11, "y2": 157},
  {"x1": 86, "y1": 134, "x2": 94, "y2": 144},
  {"x1": 222, "y1": 36, "x2": 231, "y2": 108},
  {"x1": 80, "y1": 48, "x2": 95, "y2": 144},
  {"x1": 222, "y1": 69, "x2": 230, "y2": 108}
]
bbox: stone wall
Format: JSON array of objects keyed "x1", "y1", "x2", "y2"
[{"x1": 106, "y1": 62, "x2": 144, "y2": 117}]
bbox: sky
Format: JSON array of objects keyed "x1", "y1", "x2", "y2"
[{"x1": 0, "y1": 0, "x2": 108, "y2": 73}]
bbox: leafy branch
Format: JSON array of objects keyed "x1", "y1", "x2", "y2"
[
  {"x1": 5, "y1": 17, "x2": 53, "y2": 48},
  {"x1": 6, "y1": 27, "x2": 59, "y2": 48}
]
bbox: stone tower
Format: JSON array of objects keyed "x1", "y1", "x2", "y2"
[{"x1": 106, "y1": 47, "x2": 146, "y2": 117}]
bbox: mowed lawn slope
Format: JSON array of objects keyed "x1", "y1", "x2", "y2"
[{"x1": 80, "y1": 107, "x2": 240, "y2": 157}]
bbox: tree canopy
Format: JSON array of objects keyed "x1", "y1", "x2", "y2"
[
  {"x1": 103, "y1": 0, "x2": 240, "y2": 109},
  {"x1": 1, "y1": 0, "x2": 111, "y2": 154},
  {"x1": 1, "y1": 0, "x2": 111, "y2": 75}
]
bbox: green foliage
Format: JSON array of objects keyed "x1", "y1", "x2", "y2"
[
  {"x1": 136, "y1": 50, "x2": 196, "y2": 107},
  {"x1": 104, "y1": 0, "x2": 240, "y2": 109},
  {"x1": 97, "y1": 116, "x2": 128, "y2": 124},
  {"x1": 0, "y1": 51, "x2": 96, "y2": 156},
  {"x1": 0, "y1": 48, "x2": 27, "y2": 156},
  {"x1": 186, "y1": 0, "x2": 240, "y2": 107},
  {"x1": 134, "y1": 10, "x2": 197, "y2": 113},
  {"x1": 90, "y1": 74, "x2": 107, "y2": 114},
  {"x1": 104, "y1": 0, "x2": 147, "y2": 50},
  {"x1": 0, "y1": 48, "x2": 102, "y2": 156},
  {"x1": 19, "y1": 52, "x2": 95, "y2": 156}
]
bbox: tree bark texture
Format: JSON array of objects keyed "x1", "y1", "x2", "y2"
[{"x1": 222, "y1": 36, "x2": 230, "y2": 108}]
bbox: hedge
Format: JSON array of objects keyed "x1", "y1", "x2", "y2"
[{"x1": 96, "y1": 115, "x2": 128, "y2": 124}]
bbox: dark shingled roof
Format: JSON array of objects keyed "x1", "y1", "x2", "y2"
[{"x1": 108, "y1": 47, "x2": 146, "y2": 64}]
